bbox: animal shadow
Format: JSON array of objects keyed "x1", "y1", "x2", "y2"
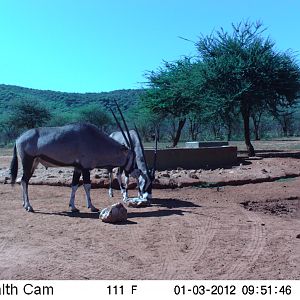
[
  {"x1": 34, "y1": 210, "x2": 138, "y2": 224},
  {"x1": 151, "y1": 197, "x2": 201, "y2": 209},
  {"x1": 127, "y1": 209, "x2": 185, "y2": 219},
  {"x1": 34, "y1": 210, "x2": 100, "y2": 219}
]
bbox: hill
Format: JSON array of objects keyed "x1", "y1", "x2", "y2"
[{"x1": 0, "y1": 84, "x2": 144, "y2": 113}]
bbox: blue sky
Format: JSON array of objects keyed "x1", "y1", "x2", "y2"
[{"x1": 0, "y1": 0, "x2": 299, "y2": 93}]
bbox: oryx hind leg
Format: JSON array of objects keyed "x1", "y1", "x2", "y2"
[
  {"x1": 69, "y1": 168, "x2": 81, "y2": 212},
  {"x1": 82, "y1": 169, "x2": 99, "y2": 212},
  {"x1": 21, "y1": 155, "x2": 36, "y2": 212}
]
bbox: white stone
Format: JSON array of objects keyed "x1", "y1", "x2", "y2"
[{"x1": 100, "y1": 202, "x2": 127, "y2": 223}]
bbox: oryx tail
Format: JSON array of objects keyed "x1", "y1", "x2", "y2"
[{"x1": 10, "y1": 144, "x2": 18, "y2": 185}]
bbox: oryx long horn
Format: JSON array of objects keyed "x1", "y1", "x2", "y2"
[
  {"x1": 109, "y1": 107, "x2": 130, "y2": 148},
  {"x1": 114, "y1": 100, "x2": 134, "y2": 150},
  {"x1": 152, "y1": 127, "x2": 158, "y2": 179},
  {"x1": 134, "y1": 124, "x2": 149, "y2": 173}
]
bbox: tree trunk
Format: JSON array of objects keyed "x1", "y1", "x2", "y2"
[
  {"x1": 242, "y1": 109, "x2": 255, "y2": 157},
  {"x1": 251, "y1": 112, "x2": 262, "y2": 141},
  {"x1": 282, "y1": 117, "x2": 288, "y2": 137},
  {"x1": 172, "y1": 118, "x2": 186, "y2": 147},
  {"x1": 227, "y1": 125, "x2": 232, "y2": 141},
  {"x1": 189, "y1": 121, "x2": 199, "y2": 141}
]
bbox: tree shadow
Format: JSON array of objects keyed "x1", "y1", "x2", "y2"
[{"x1": 151, "y1": 197, "x2": 201, "y2": 209}]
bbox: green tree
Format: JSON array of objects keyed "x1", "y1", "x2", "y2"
[
  {"x1": 8, "y1": 99, "x2": 51, "y2": 130},
  {"x1": 142, "y1": 57, "x2": 202, "y2": 147},
  {"x1": 196, "y1": 21, "x2": 300, "y2": 156},
  {"x1": 76, "y1": 104, "x2": 112, "y2": 131}
]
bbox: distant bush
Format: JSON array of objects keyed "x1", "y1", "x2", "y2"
[
  {"x1": 75, "y1": 104, "x2": 112, "y2": 131},
  {"x1": 8, "y1": 99, "x2": 51, "y2": 130}
]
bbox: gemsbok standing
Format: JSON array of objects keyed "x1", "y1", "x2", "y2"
[
  {"x1": 72, "y1": 102, "x2": 157, "y2": 203},
  {"x1": 10, "y1": 121, "x2": 137, "y2": 213},
  {"x1": 108, "y1": 127, "x2": 157, "y2": 201}
]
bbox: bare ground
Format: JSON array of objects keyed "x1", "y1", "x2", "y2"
[{"x1": 0, "y1": 154, "x2": 299, "y2": 280}]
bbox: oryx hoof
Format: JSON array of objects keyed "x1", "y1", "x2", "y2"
[
  {"x1": 25, "y1": 206, "x2": 34, "y2": 213},
  {"x1": 90, "y1": 206, "x2": 99, "y2": 213},
  {"x1": 70, "y1": 207, "x2": 80, "y2": 213}
]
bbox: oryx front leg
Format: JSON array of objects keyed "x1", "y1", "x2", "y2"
[
  {"x1": 117, "y1": 169, "x2": 128, "y2": 200},
  {"x1": 108, "y1": 170, "x2": 114, "y2": 198},
  {"x1": 136, "y1": 178, "x2": 142, "y2": 198},
  {"x1": 83, "y1": 169, "x2": 99, "y2": 212},
  {"x1": 69, "y1": 169, "x2": 80, "y2": 212}
]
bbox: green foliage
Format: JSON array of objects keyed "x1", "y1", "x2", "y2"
[
  {"x1": 196, "y1": 20, "x2": 300, "y2": 154},
  {"x1": 8, "y1": 99, "x2": 51, "y2": 130},
  {"x1": 45, "y1": 111, "x2": 78, "y2": 127},
  {"x1": 0, "y1": 84, "x2": 143, "y2": 114},
  {"x1": 75, "y1": 104, "x2": 112, "y2": 130},
  {"x1": 0, "y1": 84, "x2": 144, "y2": 144},
  {"x1": 143, "y1": 57, "x2": 201, "y2": 118},
  {"x1": 142, "y1": 57, "x2": 203, "y2": 146}
]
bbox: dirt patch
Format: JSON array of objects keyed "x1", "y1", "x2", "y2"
[{"x1": 241, "y1": 197, "x2": 300, "y2": 218}]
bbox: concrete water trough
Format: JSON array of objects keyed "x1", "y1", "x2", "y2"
[
  {"x1": 185, "y1": 141, "x2": 229, "y2": 148},
  {"x1": 144, "y1": 146, "x2": 237, "y2": 170}
]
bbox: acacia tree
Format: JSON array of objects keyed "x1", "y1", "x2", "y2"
[
  {"x1": 272, "y1": 107, "x2": 295, "y2": 137},
  {"x1": 197, "y1": 21, "x2": 300, "y2": 156},
  {"x1": 142, "y1": 57, "x2": 202, "y2": 147},
  {"x1": 8, "y1": 99, "x2": 51, "y2": 130}
]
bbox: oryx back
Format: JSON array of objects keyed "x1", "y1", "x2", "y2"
[{"x1": 17, "y1": 123, "x2": 130, "y2": 170}]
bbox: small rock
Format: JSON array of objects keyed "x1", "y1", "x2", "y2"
[
  {"x1": 58, "y1": 170, "x2": 63, "y2": 174},
  {"x1": 172, "y1": 174, "x2": 181, "y2": 178},
  {"x1": 161, "y1": 173, "x2": 170, "y2": 178},
  {"x1": 99, "y1": 203, "x2": 127, "y2": 223},
  {"x1": 189, "y1": 173, "x2": 199, "y2": 179},
  {"x1": 296, "y1": 234, "x2": 300, "y2": 239}
]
